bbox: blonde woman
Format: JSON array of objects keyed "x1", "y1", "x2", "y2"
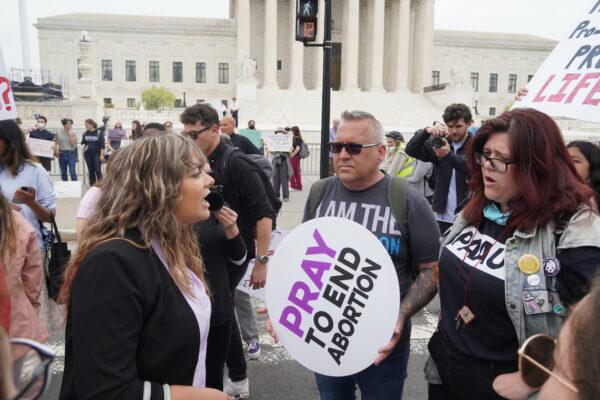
[
  {"x1": 0, "y1": 192, "x2": 47, "y2": 343},
  {"x1": 59, "y1": 135, "x2": 230, "y2": 400}
]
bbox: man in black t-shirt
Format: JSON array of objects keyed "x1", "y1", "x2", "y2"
[
  {"x1": 181, "y1": 104, "x2": 274, "y2": 398},
  {"x1": 304, "y1": 110, "x2": 441, "y2": 399}
]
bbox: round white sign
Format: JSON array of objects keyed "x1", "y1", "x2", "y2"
[{"x1": 265, "y1": 217, "x2": 400, "y2": 377}]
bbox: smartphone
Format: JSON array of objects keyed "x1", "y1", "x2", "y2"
[{"x1": 13, "y1": 187, "x2": 32, "y2": 204}]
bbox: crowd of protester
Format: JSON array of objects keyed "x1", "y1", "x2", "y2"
[{"x1": 1, "y1": 96, "x2": 600, "y2": 400}]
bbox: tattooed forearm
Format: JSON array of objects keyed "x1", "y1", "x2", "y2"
[{"x1": 399, "y1": 264, "x2": 438, "y2": 322}]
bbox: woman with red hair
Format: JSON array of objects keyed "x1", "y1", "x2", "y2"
[{"x1": 426, "y1": 108, "x2": 600, "y2": 400}]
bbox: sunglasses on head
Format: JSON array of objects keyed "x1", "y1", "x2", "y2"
[
  {"x1": 328, "y1": 142, "x2": 380, "y2": 155},
  {"x1": 518, "y1": 334, "x2": 578, "y2": 393}
]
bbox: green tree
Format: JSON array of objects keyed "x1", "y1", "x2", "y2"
[{"x1": 141, "y1": 86, "x2": 176, "y2": 110}]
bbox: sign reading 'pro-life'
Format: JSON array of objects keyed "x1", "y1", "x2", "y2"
[
  {"x1": 514, "y1": 0, "x2": 600, "y2": 121},
  {"x1": 266, "y1": 217, "x2": 400, "y2": 377}
]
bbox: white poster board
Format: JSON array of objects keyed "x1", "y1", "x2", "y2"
[
  {"x1": 264, "y1": 133, "x2": 292, "y2": 152},
  {"x1": 265, "y1": 217, "x2": 400, "y2": 377},
  {"x1": 53, "y1": 181, "x2": 82, "y2": 198},
  {"x1": 237, "y1": 229, "x2": 288, "y2": 301},
  {"x1": 513, "y1": 1, "x2": 600, "y2": 121},
  {"x1": 0, "y1": 47, "x2": 17, "y2": 121},
  {"x1": 26, "y1": 137, "x2": 55, "y2": 158}
]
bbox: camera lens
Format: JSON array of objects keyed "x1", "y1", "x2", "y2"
[
  {"x1": 431, "y1": 137, "x2": 445, "y2": 149},
  {"x1": 206, "y1": 191, "x2": 224, "y2": 212}
]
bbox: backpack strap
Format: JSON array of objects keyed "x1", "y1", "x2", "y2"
[
  {"x1": 387, "y1": 176, "x2": 409, "y2": 239},
  {"x1": 221, "y1": 146, "x2": 242, "y2": 198},
  {"x1": 305, "y1": 176, "x2": 337, "y2": 221},
  {"x1": 388, "y1": 177, "x2": 416, "y2": 277}
]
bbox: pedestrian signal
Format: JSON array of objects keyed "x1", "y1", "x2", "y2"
[{"x1": 296, "y1": 0, "x2": 318, "y2": 42}]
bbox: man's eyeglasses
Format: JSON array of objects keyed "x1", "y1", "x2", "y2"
[
  {"x1": 474, "y1": 152, "x2": 515, "y2": 173},
  {"x1": 183, "y1": 125, "x2": 214, "y2": 140},
  {"x1": 517, "y1": 334, "x2": 578, "y2": 393},
  {"x1": 10, "y1": 338, "x2": 55, "y2": 400},
  {"x1": 328, "y1": 142, "x2": 380, "y2": 155}
]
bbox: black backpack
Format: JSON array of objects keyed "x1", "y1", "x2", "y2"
[{"x1": 220, "y1": 146, "x2": 282, "y2": 229}]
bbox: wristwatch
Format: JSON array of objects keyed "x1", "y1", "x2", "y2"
[{"x1": 256, "y1": 255, "x2": 269, "y2": 264}]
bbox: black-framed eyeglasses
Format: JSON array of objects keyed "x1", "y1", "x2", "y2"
[
  {"x1": 183, "y1": 125, "x2": 214, "y2": 140},
  {"x1": 10, "y1": 338, "x2": 55, "y2": 400},
  {"x1": 474, "y1": 152, "x2": 515, "y2": 173},
  {"x1": 328, "y1": 142, "x2": 380, "y2": 155}
]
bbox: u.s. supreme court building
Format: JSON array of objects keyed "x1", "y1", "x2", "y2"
[{"x1": 32, "y1": 0, "x2": 561, "y2": 132}]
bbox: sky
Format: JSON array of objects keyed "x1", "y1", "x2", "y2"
[{"x1": 0, "y1": 0, "x2": 593, "y2": 69}]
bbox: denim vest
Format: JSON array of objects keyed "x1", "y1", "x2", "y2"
[{"x1": 425, "y1": 206, "x2": 600, "y2": 384}]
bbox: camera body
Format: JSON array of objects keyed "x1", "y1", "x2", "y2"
[
  {"x1": 425, "y1": 135, "x2": 447, "y2": 150},
  {"x1": 206, "y1": 185, "x2": 226, "y2": 212},
  {"x1": 102, "y1": 116, "x2": 110, "y2": 125}
]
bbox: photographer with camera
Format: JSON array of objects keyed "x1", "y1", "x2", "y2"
[{"x1": 406, "y1": 103, "x2": 474, "y2": 233}]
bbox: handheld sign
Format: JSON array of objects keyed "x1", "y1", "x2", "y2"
[
  {"x1": 26, "y1": 137, "x2": 55, "y2": 158},
  {"x1": 264, "y1": 132, "x2": 292, "y2": 152},
  {"x1": 238, "y1": 128, "x2": 263, "y2": 149},
  {"x1": 514, "y1": 0, "x2": 600, "y2": 121},
  {"x1": 0, "y1": 47, "x2": 17, "y2": 121},
  {"x1": 265, "y1": 217, "x2": 400, "y2": 377},
  {"x1": 237, "y1": 229, "x2": 288, "y2": 301}
]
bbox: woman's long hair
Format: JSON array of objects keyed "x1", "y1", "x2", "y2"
[
  {"x1": 462, "y1": 108, "x2": 594, "y2": 232},
  {"x1": 131, "y1": 120, "x2": 143, "y2": 140},
  {"x1": 60, "y1": 135, "x2": 208, "y2": 305},
  {"x1": 566, "y1": 141, "x2": 600, "y2": 199},
  {"x1": 0, "y1": 120, "x2": 37, "y2": 176},
  {"x1": 0, "y1": 194, "x2": 16, "y2": 267},
  {"x1": 291, "y1": 125, "x2": 302, "y2": 139}
]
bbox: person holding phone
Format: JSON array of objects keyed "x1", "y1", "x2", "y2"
[{"x1": 0, "y1": 120, "x2": 56, "y2": 248}]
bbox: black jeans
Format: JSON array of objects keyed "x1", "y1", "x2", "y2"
[
  {"x1": 84, "y1": 151, "x2": 102, "y2": 185},
  {"x1": 226, "y1": 312, "x2": 247, "y2": 382},
  {"x1": 206, "y1": 317, "x2": 234, "y2": 390},
  {"x1": 427, "y1": 330, "x2": 517, "y2": 400}
]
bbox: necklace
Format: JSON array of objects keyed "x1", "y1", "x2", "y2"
[{"x1": 454, "y1": 222, "x2": 506, "y2": 330}]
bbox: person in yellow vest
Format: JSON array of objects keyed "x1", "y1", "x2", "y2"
[{"x1": 384, "y1": 131, "x2": 414, "y2": 177}]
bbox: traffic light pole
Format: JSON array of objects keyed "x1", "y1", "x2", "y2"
[{"x1": 304, "y1": 0, "x2": 332, "y2": 179}]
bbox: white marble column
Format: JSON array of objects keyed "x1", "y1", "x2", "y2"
[
  {"x1": 288, "y1": 0, "x2": 304, "y2": 89},
  {"x1": 341, "y1": 0, "x2": 360, "y2": 92},
  {"x1": 263, "y1": 0, "x2": 278, "y2": 89},
  {"x1": 394, "y1": 0, "x2": 411, "y2": 91},
  {"x1": 18, "y1": 0, "x2": 32, "y2": 70},
  {"x1": 411, "y1": 0, "x2": 434, "y2": 92},
  {"x1": 237, "y1": 0, "x2": 250, "y2": 64},
  {"x1": 369, "y1": 0, "x2": 385, "y2": 92},
  {"x1": 313, "y1": 0, "x2": 325, "y2": 89}
]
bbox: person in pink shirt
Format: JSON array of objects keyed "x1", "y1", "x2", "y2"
[{"x1": 0, "y1": 191, "x2": 47, "y2": 342}]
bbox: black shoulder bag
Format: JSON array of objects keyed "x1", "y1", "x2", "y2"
[{"x1": 46, "y1": 216, "x2": 71, "y2": 301}]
